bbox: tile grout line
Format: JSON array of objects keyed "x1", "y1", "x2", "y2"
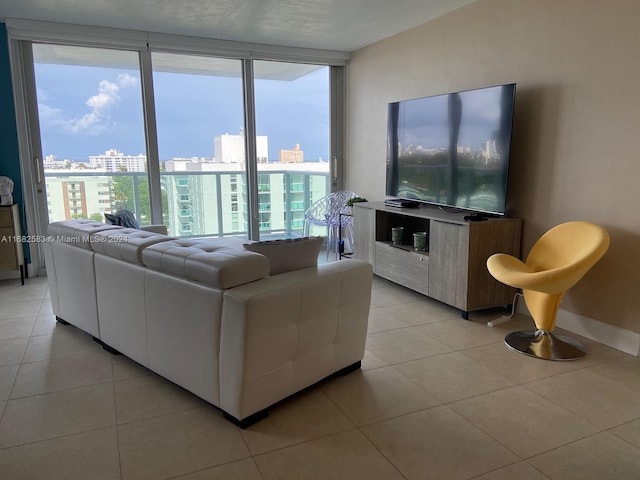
[
  {"x1": 2, "y1": 277, "x2": 640, "y2": 477},
  {"x1": 111, "y1": 357, "x2": 124, "y2": 480}
]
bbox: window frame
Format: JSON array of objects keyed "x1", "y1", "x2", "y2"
[{"x1": 6, "y1": 19, "x2": 348, "y2": 272}]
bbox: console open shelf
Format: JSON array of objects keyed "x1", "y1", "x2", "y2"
[
  {"x1": 353, "y1": 201, "x2": 522, "y2": 318},
  {"x1": 382, "y1": 241, "x2": 429, "y2": 255}
]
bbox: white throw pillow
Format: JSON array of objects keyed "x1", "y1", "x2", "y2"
[{"x1": 243, "y1": 236, "x2": 323, "y2": 275}]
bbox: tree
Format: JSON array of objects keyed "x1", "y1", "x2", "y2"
[
  {"x1": 111, "y1": 174, "x2": 168, "y2": 225},
  {"x1": 112, "y1": 175, "x2": 136, "y2": 213}
]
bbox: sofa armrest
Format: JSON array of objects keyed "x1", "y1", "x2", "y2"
[
  {"x1": 218, "y1": 259, "x2": 373, "y2": 420},
  {"x1": 140, "y1": 224, "x2": 168, "y2": 235}
]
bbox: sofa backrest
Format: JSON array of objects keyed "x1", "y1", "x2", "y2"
[
  {"x1": 142, "y1": 239, "x2": 269, "y2": 289},
  {"x1": 47, "y1": 219, "x2": 122, "y2": 249},
  {"x1": 90, "y1": 228, "x2": 175, "y2": 264},
  {"x1": 48, "y1": 220, "x2": 275, "y2": 289}
]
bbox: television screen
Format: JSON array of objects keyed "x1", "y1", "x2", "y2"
[{"x1": 386, "y1": 83, "x2": 516, "y2": 215}]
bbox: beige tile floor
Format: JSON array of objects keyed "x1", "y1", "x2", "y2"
[{"x1": 1, "y1": 274, "x2": 640, "y2": 479}]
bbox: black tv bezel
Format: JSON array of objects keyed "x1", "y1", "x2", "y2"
[{"x1": 385, "y1": 83, "x2": 516, "y2": 217}]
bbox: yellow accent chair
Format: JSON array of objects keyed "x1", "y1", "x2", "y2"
[{"x1": 486, "y1": 221, "x2": 610, "y2": 360}]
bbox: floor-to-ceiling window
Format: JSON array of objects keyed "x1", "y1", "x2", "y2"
[
  {"x1": 253, "y1": 61, "x2": 331, "y2": 238},
  {"x1": 8, "y1": 21, "x2": 346, "y2": 270},
  {"x1": 32, "y1": 44, "x2": 150, "y2": 224},
  {"x1": 152, "y1": 53, "x2": 246, "y2": 238}
]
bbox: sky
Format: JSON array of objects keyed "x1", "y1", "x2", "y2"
[{"x1": 35, "y1": 62, "x2": 330, "y2": 162}]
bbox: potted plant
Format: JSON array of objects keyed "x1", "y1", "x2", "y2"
[{"x1": 343, "y1": 196, "x2": 368, "y2": 214}]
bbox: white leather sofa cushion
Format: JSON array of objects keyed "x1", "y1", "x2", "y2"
[
  {"x1": 45, "y1": 220, "x2": 122, "y2": 338},
  {"x1": 48, "y1": 243, "x2": 102, "y2": 337},
  {"x1": 90, "y1": 228, "x2": 175, "y2": 264},
  {"x1": 243, "y1": 236, "x2": 323, "y2": 275},
  {"x1": 144, "y1": 270, "x2": 224, "y2": 405},
  {"x1": 140, "y1": 224, "x2": 168, "y2": 235},
  {"x1": 219, "y1": 259, "x2": 373, "y2": 419},
  {"x1": 142, "y1": 239, "x2": 269, "y2": 289},
  {"x1": 47, "y1": 219, "x2": 121, "y2": 249},
  {"x1": 95, "y1": 255, "x2": 150, "y2": 365}
]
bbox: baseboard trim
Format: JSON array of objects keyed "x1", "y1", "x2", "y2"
[
  {"x1": 515, "y1": 300, "x2": 640, "y2": 356},
  {"x1": 556, "y1": 309, "x2": 640, "y2": 357},
  {"x1": 0, "y1": 271, "x2": 21, "y2": 281},
  {"x1": 0, "y1": 266, "x2": 43, "y2": 281}
]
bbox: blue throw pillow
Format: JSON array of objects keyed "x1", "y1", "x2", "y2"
[
  {"x1": 115, "y1": 210, "x2": 140, "y2": 229},
  {"x1": 104, "y1": 210, "x2": 140, "y2": 229},
  {"x1": 104, "y1": 212, "x2": 120, "y2": 225}
]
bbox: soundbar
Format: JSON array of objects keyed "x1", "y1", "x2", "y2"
[{"x1": 384, "y1": 198, "x2": 419, "y2": 208}]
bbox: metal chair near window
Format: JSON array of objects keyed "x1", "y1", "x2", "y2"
[{"x1": 303, "y1": 191, "x2": 357, "y2": 259}]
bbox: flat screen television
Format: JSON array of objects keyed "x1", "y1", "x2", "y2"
[{"x1": 386, "y1": 83, "x2": 516, "y2": 216}]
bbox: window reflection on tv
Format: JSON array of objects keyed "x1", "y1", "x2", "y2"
[{"x1": 386, "y1": 83, "x2": 516, "y2": 215}]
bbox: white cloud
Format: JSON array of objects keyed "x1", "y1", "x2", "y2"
[
  {"x1": 36, "y1": 87, "x2": 49, "y2": 103},
  {"x1": 69, "y1": 112, "x2": 108, "y2": 135},
  {"x1": 38, "y1": 102, "x2": 107, "y2": 135},
  {"x1": 38, "y1": 73, "x2": 137, "y2": 135},
  {"x1": 86, "y1": 80, "x2": 120, "y2": 110},
  {"x1": 38, "y1": 103, "x2": 65, "y2": 126},
  {"x1": 117, "y1": 73, "x2": 138, "y2": 88}
]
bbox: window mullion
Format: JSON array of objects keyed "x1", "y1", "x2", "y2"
[
  {"x1": 11, "y1": 40, "x2": 46, "y2": 272},
  {"x1": 242, "y1": 59, "x2": 259, "y2": 240},
  {"x1": 330, "y1": 66, "x2": 345, "y2": 192},
  {"x1": 139, "y1": 49, "x2": 163, "y2": 225}
]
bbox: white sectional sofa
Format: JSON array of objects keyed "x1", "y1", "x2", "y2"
[{"x1": 44, "y1": 220, "x2": 373, "y2": 426}]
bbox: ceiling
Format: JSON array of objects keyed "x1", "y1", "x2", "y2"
[{"x1": 0, "y1": 0, "x2": 477, "y2": 52}]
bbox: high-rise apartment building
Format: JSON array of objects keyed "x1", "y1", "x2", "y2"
[
  {"x1": 89, "y1": 149, "x2": 147, "y2": 172},
  {"x1": 163, "y1": 159, "x2": 329, "y2": 237},
  {"x1": 213, "y1": 133, "x2": 268, "y2": 164},
  {"x1": 45, "y1": 176, "x2": 112, "y2": 221}
]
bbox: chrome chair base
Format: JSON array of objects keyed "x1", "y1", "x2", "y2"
[{"x1": 504, "y1": 330, "x2": 587, "y2": 361}]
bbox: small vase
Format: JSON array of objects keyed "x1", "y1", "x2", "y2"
[
  {"x1": 413, "y1": 232, "x2": 427, "y2": 251},
  {"x1": 391, "y1": 227, "x2": 404, "y2": 245}
]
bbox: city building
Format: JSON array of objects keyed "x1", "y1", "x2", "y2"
[
  {"x1": 279, "y1": 143, "x2": 304, "y2": 163},
  {"x1": 89, "y1": 149, "x2": 147, "y2": 172},
  {"x1": 45, "y1": 175, "x2": 112, "y2": 221},
  {"x1": 44, "y1": 155, "x2": 91, "y2": 170},
  {"x1": 213, "y1": 133, "x2": 268, "y2": 164},
  {"x1": 43, "y1": 145, "x2": 330, "y2": 231},
  {"x1": 163, "y1": 158, "x2": 329, "y2": 237}
]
